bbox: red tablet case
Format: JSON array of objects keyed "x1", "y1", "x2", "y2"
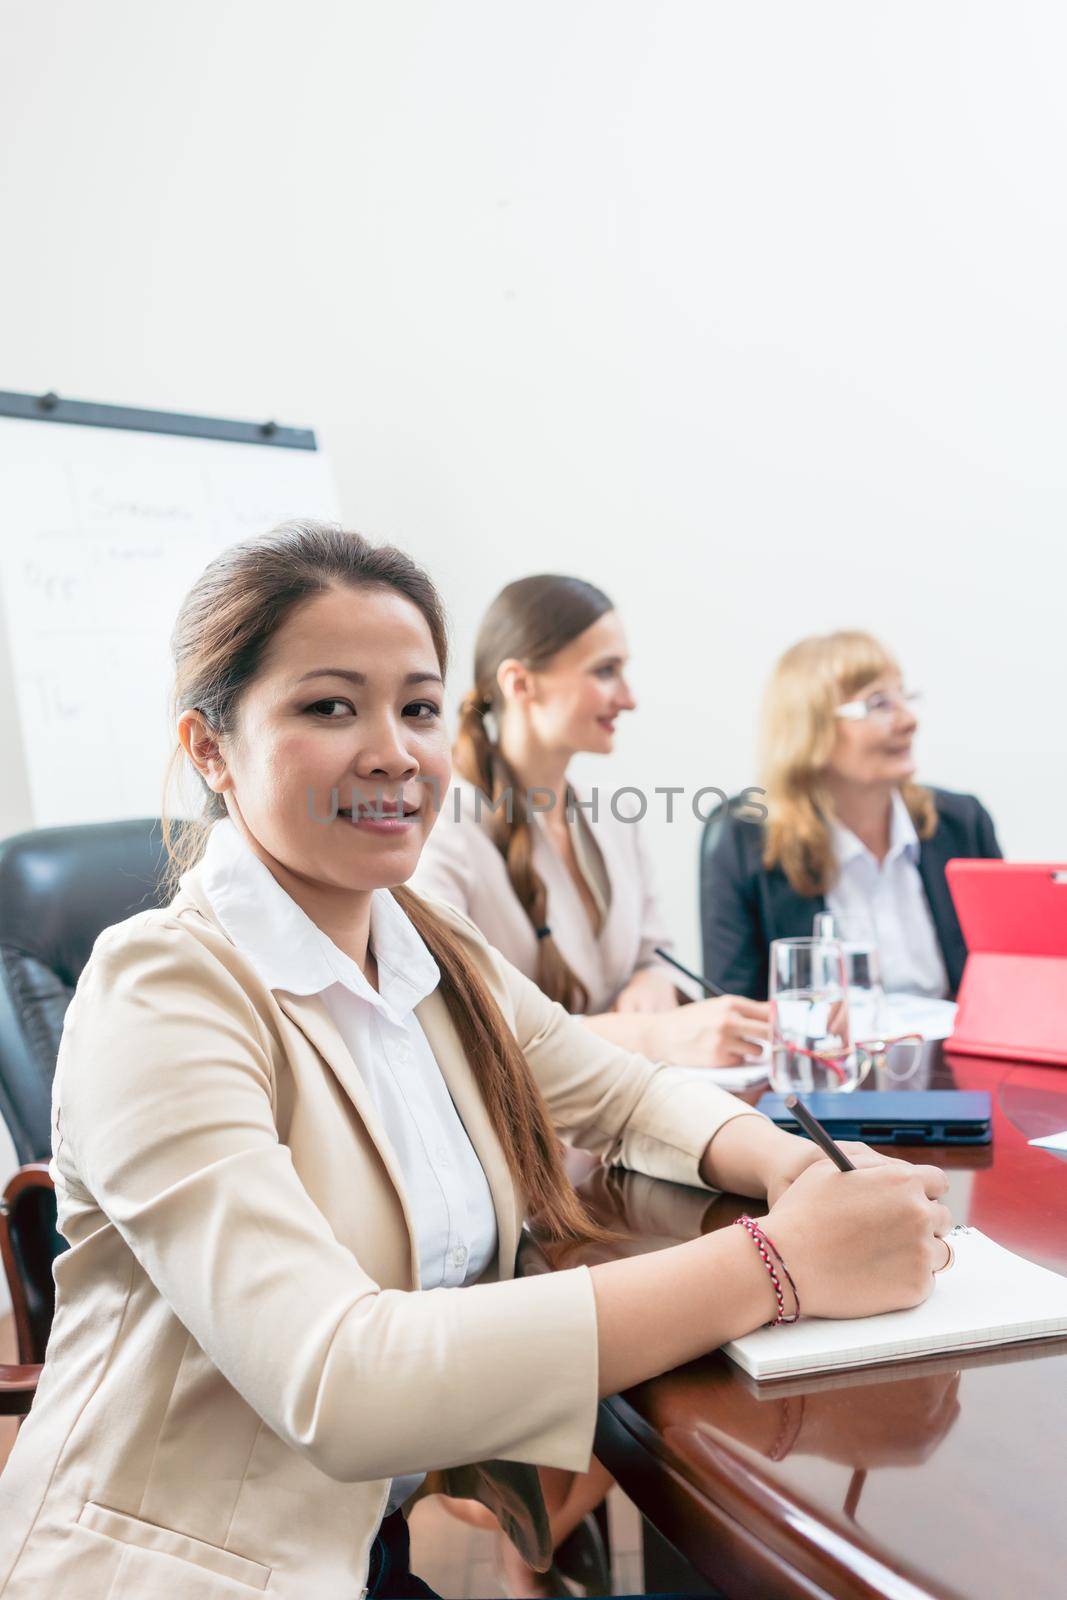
[{"x1": 946, "y1": 861, "x2": 1067, "y2": 1066}]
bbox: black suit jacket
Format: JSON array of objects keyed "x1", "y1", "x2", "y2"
[{"x1": 700, "y1": 788, "x2": 1002, "y2": 1000}]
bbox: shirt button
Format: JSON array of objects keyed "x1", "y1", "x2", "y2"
[{"x1": 450, "y1": 1245, "x2": 468, "y2": 1270}]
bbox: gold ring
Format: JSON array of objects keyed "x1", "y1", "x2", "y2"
[{"x1": 934, "y1": 1237, "x2": 955, "y2": 1274}]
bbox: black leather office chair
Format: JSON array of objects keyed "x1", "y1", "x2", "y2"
[
  {"x1": 0, "y1": 819, "x2": 172, "y2": 1411},
  {"x1": 698, "y1": 798, "x2": 730, "y2": 984}
]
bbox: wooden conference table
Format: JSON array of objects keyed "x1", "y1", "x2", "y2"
[{"x1": 521, "y1": 1046, "x2": 1067, "y2": 1600}]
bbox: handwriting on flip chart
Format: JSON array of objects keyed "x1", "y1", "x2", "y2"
[
  {"x1": 20, "y1": 540, "x2": 170, "y2": 619},
  {"x1": 0, "y1": 418, "x2": 339, "y2": 824}
]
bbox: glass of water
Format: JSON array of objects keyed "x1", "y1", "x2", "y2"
[
  {"x1": 841, "y1": 939, "x2": 885, "y2": 1072},
  {"x1": 823, "y1": 923, "x2": 924, "y2": 1085},
  {"x1": 769, "y1": 937, "x2": 860, "y2": 1093}
]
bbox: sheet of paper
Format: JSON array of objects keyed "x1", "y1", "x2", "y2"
[
  {"x1": 1029, "y1": 1130, "x2": 1067, "y2": 1152},
  {"x1": 705, "y1": 1062, "x2": 771, "y2": 1089},
  {"x1": 882, "y1": 992, "x2": 958, "y2": 1041},
  {"x1": 667, "y1": 1062, "x2": 770, "y2": 1089}
]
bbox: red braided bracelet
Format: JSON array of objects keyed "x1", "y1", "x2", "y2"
[
  {"x1": 758, "y1": 1223, "x2": 801, "y2": 1323},
  {"x1": 734, "y1": 1215, "x2": 801, "y2": 1325}
]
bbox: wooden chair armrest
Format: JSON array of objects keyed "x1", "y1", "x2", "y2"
[
  {"x1": 2, "y1": 1163, "x2": 54, "y2": 1209},
  {"x1": 1, "y1": 1163, "x2": 57, "y2": 1366},
  {"x1": 0, "y1": 1363, "x2": 40, "y2": 1416}
]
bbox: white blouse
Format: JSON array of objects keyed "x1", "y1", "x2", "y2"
[
  {"x1": 410, "y1": 779, "x2": 673, "y2": 1014},
  {"x1": 827, "y1": 790, "x2": 950, "y2": 998},
  {"x1": 201, "y1": 818, "x2": 498, "y2": 1509}
]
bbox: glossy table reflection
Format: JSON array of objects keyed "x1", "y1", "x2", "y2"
[{"x1": 521, "y1": 1048, "x2": 1067, "y2": 1600}]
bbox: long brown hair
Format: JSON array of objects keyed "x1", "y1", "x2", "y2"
[
  {"x1": 162, "y1": 520, "x2": 607, "y2": 1244},
  {"x1": 761, "y1": 630, "x2": 936, "y2": 897},
  {"x1": 453, "y1": 574, "x2": 613, "y2": 1014}
]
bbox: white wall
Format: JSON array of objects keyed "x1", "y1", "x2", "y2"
[{"x1": 1, "y1": 1, "x2": 1065, "y2": 964}]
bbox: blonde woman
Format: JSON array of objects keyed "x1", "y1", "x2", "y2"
[
  {"x1": 0, "y1": 537, "x2": 952, "y2": 1600},
  {"x1": 412, "y1": 574, "x2": 769, "y2": 1068},
  {"x1": 701, "y1": 630, "x2": 1001, "y2": 999}
]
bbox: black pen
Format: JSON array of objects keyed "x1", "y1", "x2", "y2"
[
  {"x1": 784, "y1": 1094, "x2": 856, "y2": 1172},
  {"x1": 653, "y1": 945, "x2": 725, "y2": 998}
]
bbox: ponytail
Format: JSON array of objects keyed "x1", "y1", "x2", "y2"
[{"x1": 454, "y1": 692, "x2": 590, "y2": 1014}]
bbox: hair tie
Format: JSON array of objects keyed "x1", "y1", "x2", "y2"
[{"x1": 535, "y1": 925, "x2": 551, "y2": 941}]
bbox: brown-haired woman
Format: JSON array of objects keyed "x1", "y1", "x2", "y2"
[
  {"x1": 701, "y1": 630, "x2": 1002, "y2": 999},
  {"x1": 411, "y1": 574, "x2": 770, "y2": 1069},
  {"x1": 0, "y1": 530, "x2": 953, "y2": 1600}
]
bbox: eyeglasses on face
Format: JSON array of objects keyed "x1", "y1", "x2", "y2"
[{"x1": 835, "y1": 688, "x2": 922, "y2": 722}]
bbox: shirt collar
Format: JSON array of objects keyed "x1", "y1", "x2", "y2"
[
  {"x1": 831, "y1": 789, "x2": 920, "y2": 870},
  {"x1": 888, "y1": 788, "x2": 921, "y2": 863},
  {"x1": 200, "y1": 818, "x2": 439, "y2": 1022}
]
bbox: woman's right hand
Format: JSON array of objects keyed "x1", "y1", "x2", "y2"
[
  {"x1": 761, "y1": 1159, "x2": 953, "y2": 1320},
  {"x1": 653, "y1": 994, "x2": 770, "y2": 1067}
]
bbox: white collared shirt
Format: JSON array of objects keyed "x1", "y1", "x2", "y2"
[
  {"x1": 200, "y1": 818, "x2": 498, "y2": 1510},
  {"x1": 410, "y1": 779, "x2": 673, "y2": 1012},
  {"x1": 826, "y1": 790, "x2": 950, "y2": 999}
]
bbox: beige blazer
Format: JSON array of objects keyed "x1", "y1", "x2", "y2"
[
  {"x1": 0, "y1": 862, "x2": 759, "y2": 1600},
  {"x1": 411, "y1": 780, "x2": 673, "y2": 1013}
]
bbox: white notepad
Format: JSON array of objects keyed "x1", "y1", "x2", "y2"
[
  {"x1": 724, "y1": 1226, "x2": 1067, "y2": 1380},
  {"x1": 881, "y1": 991, "x2": 958, "y2": 1041}
]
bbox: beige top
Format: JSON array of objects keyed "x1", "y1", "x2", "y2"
[
  {"x1": 410, "y1": 780, "x2": 673, "y2": 1014},
  {"x1": 0, "y1": 858, "x2": 760, "y2": 1600}
]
